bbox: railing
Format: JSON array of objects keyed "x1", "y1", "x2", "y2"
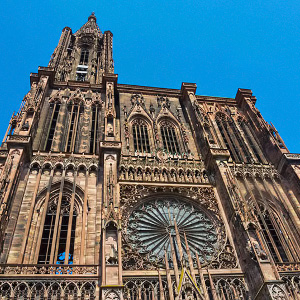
[{"x1": 0, "y1": 264, "x2": 99, "y2": 276}]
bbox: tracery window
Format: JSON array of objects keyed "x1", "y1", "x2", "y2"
[
  {"x1": 132, "y1": 119, "x2": 150, "y2": 153},
  {"x1": 64, "y1": 102, "x2": 83, "y2": 153},
  {"x1": 125, "y1": 196, "x2": 220, "y2": 267},
  {"x1": 216, "y1": 113, "x2": 251, "y2": 163},
  {"x1": 45, "y1": 102, "x2": 60, "y2": 151},
  {"x1": 256, "y1": 204, "x2": 292, "y2": 263},
  {"x1": 38, "y1": 197, "x2": 77, "y2": 264},
  {"x1": 160, "y1": 121, "x2": 181, "y2": 155}
]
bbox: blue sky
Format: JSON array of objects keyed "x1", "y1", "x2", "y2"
[{"x1": 1, "y1": 0, "x2": 299, "y2": 152}]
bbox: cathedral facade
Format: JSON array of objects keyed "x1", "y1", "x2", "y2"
[{"x1": 0, "y1": 13, "x2": 300, "y2": 299}]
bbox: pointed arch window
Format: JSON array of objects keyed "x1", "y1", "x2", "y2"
[
  {"x1": 240, "y1": 121, "x2": 264, "y2": 163},
  {"x1": 132, "y1": 119, "x2": 151, "y2": 153},
  {"x1": 216, "y1": 113, "x2": 251, "y2": 163},
  {"x1": 256, "y1": 204, "x2": 291, "y2": 263},
  {"x1": 45, "y1": 102, "x2": 61, "y2": 151},
  {"x1": 38, "y1": 197, "x2": 77, "y2": 264},
  {"x1": 160, "y1": 121, "x2": 181, "y2": 154},
  {"x1": 65, "y1": 102, "x2": 83, "y2": 153}
]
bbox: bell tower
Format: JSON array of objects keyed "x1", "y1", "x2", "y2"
[{"x1": 49, "y1": 12, "x2": 114, "y2": 83}]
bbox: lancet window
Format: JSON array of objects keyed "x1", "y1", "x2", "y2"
[
  {"x1": 240, "y1": 121, "x2": 264, "y2": 163},
  {"x1": 160, "y1": 121, "x2": 181, "y2": 154},
  {"x1": 90, "y1": 104, "x2": 100, "y2": 154},
  {"x1": 132, "y1": 119, "x2": 151, "y2": 153},
  {"x1": 256, "y1": 204, "x2": 294, "y2": 263},
  {"x1": 80, "y1": 49, "x2": 89, "y2": 65},
  {"x1": 45, "y1": 102, "x2": 60, "y2": 151},
  {"x1": 216, "y1": 113, "x2": 251, "y2": 163},
  {"x1": 65, "y1": 102, "x2": 83, "y2": 153},
  {"x1": 38, "y1": 196, "x2": 77, "y2": 264}
]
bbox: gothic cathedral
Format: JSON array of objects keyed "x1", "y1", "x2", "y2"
[{"x1": 0, "y1": 13, "x2": 299, "y2": 300}]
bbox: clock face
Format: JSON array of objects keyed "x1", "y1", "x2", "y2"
[{"x1": 126, "y1": 196, "x2": 219, "y2": 266}]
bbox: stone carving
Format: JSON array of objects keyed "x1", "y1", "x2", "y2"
[
  {"x1": 30, "y1": 153, "x2": 98, "y2": 170},
  {"x1": 120, "y1": 184, "x2": 237, "y2": 270},
  {"x1": 0, "y1": 280, "x2": 96, "y2": 299},
  {"x1": 269, "y1": 284, "x2": 288, "y2": 300},
  {"x1": 119, "y1": 155, "x2": 209, "y2": 184},
  {"x1": 157, "y1": 95, "x2": 170, "y2": 108},
  {"x1": 130, "y1": 94, "x2": 144, "y2": 107},
  {"x1": 0, "y1": 264, "x2": 98, "y2": 275}
]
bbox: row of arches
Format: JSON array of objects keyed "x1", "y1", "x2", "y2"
[
  {"x1": 123, "y1": 277, "x2": 248, "y2": 300},
  {"x1": 119, "y1": 166, "x2": 209, "y2": 184},
  {"x1": 0, "y1": 281, "x2": 96, "y2": 299}
]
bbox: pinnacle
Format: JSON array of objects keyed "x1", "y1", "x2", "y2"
[{"x1": 88, "y1": 12, "x2": 97, "y2": 22}]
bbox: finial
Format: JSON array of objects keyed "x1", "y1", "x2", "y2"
[{"x1": 88, "y1": 12, "x2": 97, "y2": 22}]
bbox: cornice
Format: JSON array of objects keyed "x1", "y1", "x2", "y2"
[
  {"x1": 49, "y1": 80, "x2": 237, "y2": 105},
  {"x1": 196, "y1": 95, "x2": 236, "y2": 105},
  {"x1": 117, "y1": 83, "x2": 181, "y2": 97}
]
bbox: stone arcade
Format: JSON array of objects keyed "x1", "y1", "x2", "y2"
[{"x1": 0, "y1": 13, "x2": 300, "y2": 299}]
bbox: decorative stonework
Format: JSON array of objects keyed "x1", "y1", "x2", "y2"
[
  {"x1": 119, "y1": 156, "x2": 209, "y2": 184},
  {"x1": 0, "y1": 280, "x2": 96, "y2": 299},
  {"x1": 126, "y1": 196, "x2": 219, "y2": 264},
  {"x1": 0, "y1": 264, "x2": 98, "y2": 276},
  {"x1": 30, "y1": 153, "x2": 98, "y2": 169},
  {"x1": 120, "y1": 184, "x2": 237, "y2": 270}
]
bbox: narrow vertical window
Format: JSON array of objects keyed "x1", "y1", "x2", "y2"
[
  {"x1": 38, "y1": 202, "x2": 56, "y2": 264},
  {"x1": 90, "y1": 105, "x2": 99, "y2": 154},
  {"x1": 241, "y1": 122, "x2": 264, "y2": 163},
  {"x1": 80, "y1": 49, "x2": 89, "y2": 65},
  {"x1": 132, "y1": 119, "x2": 150, "y2": 153},
  {"x1": 216, "y1": 113, "x2": 250, "y2": 163},
  {"x1": 45, "y1": 103, "x2": 60, "y2": 151},
  {"x1": 160, "y1": 121, "x2": 180, "y2": 154},
  {"x1": 65, "y1": 103, "x2": 82, "y2": 153},
  {"x1": 257, "y1": 206, "x2": 289, "y2": 263},
  {"x1": 229, "y1": 121, "x2": 252, "y2": 163},
  {"x1": 38, "y1": 197, "x2": 77, "y2": 264},
  {"x1": 76, "y1": 49, "x2": 89, "y2": 81}
]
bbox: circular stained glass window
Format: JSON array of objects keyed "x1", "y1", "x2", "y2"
[{"x1": 126, "y1": 196, "x2": 220, "y2": 265}]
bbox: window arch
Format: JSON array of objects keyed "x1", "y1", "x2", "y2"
[
  {"x1": 256, "y1": 204, "x2": 292, "y2": 263},
  {"x1": 132, "y1": 118, "x2": 151, "y2": 153},
  {"x1": 215, "y1": 113, "x2": 251, "y2": 163},
  {"x1": 159, "y1": 120, "x2": 181, "y2": 155},
  {"x1": 64, "y1": 101, "x2": 84, "y2": 153},
  {"x1": 239, "y1": 120, "x2": 265, "y2": 163},
  {"x1": 38, "y1": 196, "x2": 77, "y2": 264}
]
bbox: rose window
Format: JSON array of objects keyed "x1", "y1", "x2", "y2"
[{"x1": 126, "y1": 196, "x2": 220, "y2": 265}]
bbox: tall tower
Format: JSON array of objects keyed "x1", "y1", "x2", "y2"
[{"x1": 0, "y1": 13, "x2": 300, "y2": 300}]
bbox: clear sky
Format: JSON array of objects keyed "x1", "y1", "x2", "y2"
[{"x1": 1, "y1": 0, "x2": 299, "y2": 152}]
